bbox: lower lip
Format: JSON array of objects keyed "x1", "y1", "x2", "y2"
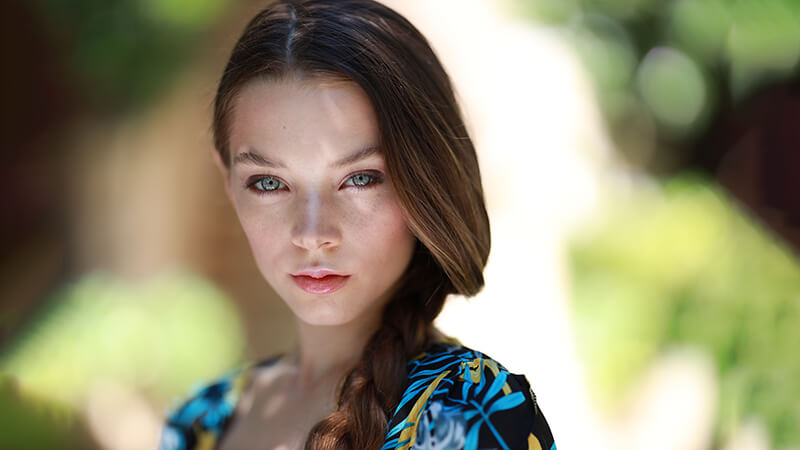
[{"x1": 291, "y1": 275, "x2": 350, "y2": 294}]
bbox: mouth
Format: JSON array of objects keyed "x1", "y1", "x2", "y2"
[
  {"x1": 290, "y1": 274, "x2": 350, "y2": 295},
  {"x1": 291, "y1": 268, "x2": 347, "y2": 278}
]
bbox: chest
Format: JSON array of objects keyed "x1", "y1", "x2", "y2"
[{"x1": 218, "y1": 385, "x2": 335, "y2": 450}]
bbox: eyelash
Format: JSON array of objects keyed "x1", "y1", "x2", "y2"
[{"x1": 245, "y1": 171, "x2": 385, "y2": 195}]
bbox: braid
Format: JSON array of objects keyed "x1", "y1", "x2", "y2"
[{"x1": 305, "y1": 245, "x2": 447, "y2": 449}]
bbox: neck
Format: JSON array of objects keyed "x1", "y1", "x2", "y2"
[{"x1": 287, "y1": 313, "x2": 383, "y2": 392}]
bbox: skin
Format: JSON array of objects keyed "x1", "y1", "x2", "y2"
[{"x1": 215, "y1": 76, "x2": 417, "y2": 449}]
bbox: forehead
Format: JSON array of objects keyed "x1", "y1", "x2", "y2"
[{"x1": 228, "y1": 76, "x2": 381, "y2": 163}]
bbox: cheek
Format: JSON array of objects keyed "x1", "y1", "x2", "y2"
[
  {"x1": 346, "y1": 192, "x2": 415, "y2": 261},
  {"x1": 232, "y1": 201, "x2": 286, "y2": 264}
]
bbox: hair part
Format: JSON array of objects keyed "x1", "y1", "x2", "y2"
[{"x1": 213, "y1": 1, "x2": 491, "y2": 447}]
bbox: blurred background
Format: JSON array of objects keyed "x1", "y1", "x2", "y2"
[{"x1": 1, "y1": 0, "x2": 798, "y2": 448}]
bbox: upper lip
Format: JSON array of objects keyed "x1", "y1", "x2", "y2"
[{"x1": 291, "y1": 268, "x2": 349, "y2": 279}]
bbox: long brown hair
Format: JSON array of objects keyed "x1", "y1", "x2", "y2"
[{"x1": 212, "y1": 1, "x2": 490, "y2": 447}]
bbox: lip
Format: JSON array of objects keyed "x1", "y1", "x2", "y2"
[
  {"x1": 290, "y1": 268, "x2": 350, "y2": 295},
  {"x1": 291, "y1": 268, "x2": 347, "y2": 278},
  {"x1": 291, "y1": 274, "x2": 350, "y2": 294}
]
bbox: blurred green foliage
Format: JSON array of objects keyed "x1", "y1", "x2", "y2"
[
  {"x1": 0, "y1": 374, "x2": 91, "y2": 449},
  {"x1": 31, "y1": 0, "x2": 229, "y2": 112},
  {"x1": 517, "y1": 0, "x2": 800, "y2": 139},
  {"x1": 568, "y1": 175, "x2": 800, "y2": 447},
  {"x1": 0, "y1": 272, "x2": 244, "y2": 407}
]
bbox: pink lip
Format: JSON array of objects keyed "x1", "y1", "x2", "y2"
[
  {"x1": 291, "y1": 274, "x2": 350, "y2": 294},
  {"x1": 291, "y1": 268, "x2": 347, "y2": 278}
]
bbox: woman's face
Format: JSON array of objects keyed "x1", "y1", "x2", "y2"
[{"x1": 224, "y1": 77, "x2": 417, "y2": 327}]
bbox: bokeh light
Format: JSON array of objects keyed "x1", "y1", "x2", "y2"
[{"x1": 637, "y1": 47, "x2": 707, "y2": 132}]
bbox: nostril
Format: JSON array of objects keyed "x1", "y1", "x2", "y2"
[{"x1": 290, "y1": 225, "x2": 339, "y2": 251}]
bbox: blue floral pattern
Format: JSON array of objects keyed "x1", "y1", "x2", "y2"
[
  {"x1": 414, "y1": 401, "x2": 467, "y2": 450},
  {"x1": 383, "y1": 342, "x2": 555, "y2": 450},
  {"x1": 160, "y1": 342, "x2": 556, "y2": 450}
]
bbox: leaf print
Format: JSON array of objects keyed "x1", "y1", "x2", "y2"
[{"x1": 487, "y1": 392, "x2": 524, "y2": 416}]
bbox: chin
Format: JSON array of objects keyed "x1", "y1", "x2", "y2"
[
  {"x1": 277, "y1": 281, "x2": 390, "y2": 328},
  {"x1": 294, "y1": 309, "x2": 361, "y2": 327},
  {"x1": 280, "y1": 293, "x2": 352, "y2": 326}
]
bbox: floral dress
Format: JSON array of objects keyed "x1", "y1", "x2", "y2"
[{"x1": 160, "y1": 342, "x2": 556, "y2": 450}]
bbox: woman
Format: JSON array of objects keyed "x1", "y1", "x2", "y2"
[{"x1": 161, "y1": 0, "x2": 556, "y2": 448}]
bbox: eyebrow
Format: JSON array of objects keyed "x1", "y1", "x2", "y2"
[{"x1": 233, "y1": 146, "x2": 382, "y2": 169}]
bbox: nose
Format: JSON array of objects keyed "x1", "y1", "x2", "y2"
[{"x1": 290, "y1": 191, "x2": 341, "y2": 251}]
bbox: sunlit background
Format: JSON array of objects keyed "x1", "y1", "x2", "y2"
[{"x1": 2, "y1": 0, "x2": 798, "y2": 448}]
